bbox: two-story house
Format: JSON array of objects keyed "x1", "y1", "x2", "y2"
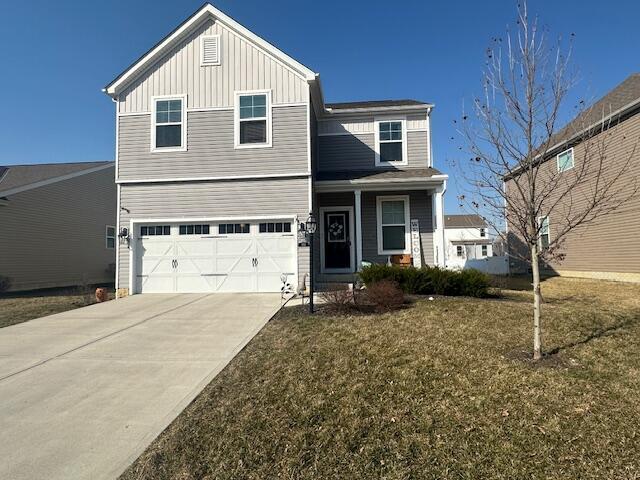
[
  {"x1": 104, "y1": 3, "x2": 447, "y2": 296},
  {"x1": 505, "y1": 73, "x2": 640, "y2": 282},
  {"x1": 443, "y1": 214, "x2": 492, "y2": 269}
]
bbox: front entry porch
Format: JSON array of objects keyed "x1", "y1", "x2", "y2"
[{"x1": 313, "y1": 170, "x2": 447, "y2": 285}]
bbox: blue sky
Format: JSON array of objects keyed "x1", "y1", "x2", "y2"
[{"x1": 1, "y1": 0, "x2": 638, "y2": 213}]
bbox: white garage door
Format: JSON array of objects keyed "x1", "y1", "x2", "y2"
[{"x1": 134, "y1": 221, "x2": 296, "y2": 293}]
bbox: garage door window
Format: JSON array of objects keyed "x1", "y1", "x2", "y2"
[
  {"x1": 141, "y1": 225, "x2": 170, "y2": 236},
  {"x1": 219, "y1": 223, "x2": 250, "y2": 234},
  {"x1": 259, "y1": 222, "x2": 291, "y2": 233},
  {"x1": 179, "y1": 224, "x2": 210, "y2": 235}
]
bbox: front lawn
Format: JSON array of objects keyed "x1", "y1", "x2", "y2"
[
  {"x1": 121, "y1": 277, "x2": 640, "y2": 479},
  {"x1": 0, "y1": 286, "x2": 114, "y2": 328}
]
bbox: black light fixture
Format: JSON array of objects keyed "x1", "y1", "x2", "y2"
[{"x1": 305, "y1": 212, "x2": 317, "y2": 313}]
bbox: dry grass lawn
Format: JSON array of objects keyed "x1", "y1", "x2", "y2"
[
  {"x1": 0, "y1": 287, "x2": 114, "y2": 328},
  {"x1": 121, "y1": 277, "x2": 640, "y2": 480}
]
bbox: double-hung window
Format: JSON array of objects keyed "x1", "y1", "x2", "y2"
[
  {"x1": 235, "y1": 91, "x2": 271, "y2": 147},
  {"x1": 375, "y1": 119, "x2": 407, "y2": 165},
  {"x1": 481, "y1": 245, "x2": 488, "y2": 257},
  {"x1": 152, "y1": 96, "x2": 186, "y2": 151},
  {"x1": 539, "y1": 216, "x2": 550, "y2": 250},
  {"x1": 456, "y1": 245, "x2": 464, "y2": 257},
  {"x1": 376, "y1": 195, "x2": 410, "y2": 254},
  {"x1": 105, "y1": 226, "x2": 116, "y2": 249},
  {"x1": 557, "y1": 148, "x2": 574, "y2": 172}
]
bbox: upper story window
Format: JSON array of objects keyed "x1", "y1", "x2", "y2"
[
  {"x1": 152, "y1": 96, "x2": 186, "y2": 152},
  {"x1": 375, "y1": 118, "x2": 407, "y2": 166},
  {"x1": 235, "y1": 91, "x2": 272, "y2": 148},
  {"x1": 456, "y1": 245, "x2": 464, "y2": 257},
  {"x1": 557, "y1": 148, "x2": 574, "y2": 172},
  {"x1": 106, "y1": 226, "x2": 116, "y2": 249},
  {"x1": 480, "y1": 228, "x2": 486, "y2": 237},
  {"x1": 538, "y1": 216, "x2": 550, "y2": 250}
]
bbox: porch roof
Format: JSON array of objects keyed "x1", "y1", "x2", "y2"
[{"x1": 315, "y1": 168, "x2": 447, "y2": 192}]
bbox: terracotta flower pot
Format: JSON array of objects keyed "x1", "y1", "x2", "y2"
[{"x1": 95, "y1": 288, "x2": 108, "y2": 303}]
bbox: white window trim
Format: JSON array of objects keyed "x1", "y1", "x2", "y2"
[
  {"x1": 234, "y1": 89, "x2": 272, "y2": 149},
  {"x1": 376, "y1": 195, "x2": 411, "y2": 255},
  {"x1": 106, "y1": 225, "x2": 116, "y2": 249},
  {"x1": 200, "y1": 34, "x2": 221, "y2": 66},
  {"x1": 374, "y1": 117, "x2": 408, "y2": 167},
  {"x1": 556, "y1": 147, "x2": 574, "y2": 172},
  {"x1": 538, "y1": 215, "x2": 550, "y2": 250},
  {"x1": 150, "y1": 94, "x2": 187, "y2": 153}
]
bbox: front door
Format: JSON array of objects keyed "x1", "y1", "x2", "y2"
[{"x1": 323, "y1": 210, "x2": 352, "y2": 271}]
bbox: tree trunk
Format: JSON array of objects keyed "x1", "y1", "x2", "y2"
[{"x1": 531, "y1": 244, "x2": 542, "y2": 360}]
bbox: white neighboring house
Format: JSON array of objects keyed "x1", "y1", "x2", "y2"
[{"x1": 444, "y1": 214, "x2": 492, "y2": 269}]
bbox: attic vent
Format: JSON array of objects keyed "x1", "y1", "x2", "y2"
[{"x1": 201, "y1": 35, "x2": 220, "y2": 65}]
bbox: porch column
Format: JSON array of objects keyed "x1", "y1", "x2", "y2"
[
  {"x1": 354, "y1": 189, "x2": 363, "y2": 270},
  {"x1": 432, "y1": 183, "x2": 446, "y2": 267}
]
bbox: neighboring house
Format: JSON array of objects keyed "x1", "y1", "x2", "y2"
[
  {"x1": 0, "y1": 162, "x2": 116, "y2": 292},
  {"x1": 103, "y1": 3, "x2": 448, "y2": 296},
  {"x1": 444, "y1": 214, "x2": 492, "y2": 269},
  {"x1": 505, "y1": 74, "x2": 640, "y2": 282}
]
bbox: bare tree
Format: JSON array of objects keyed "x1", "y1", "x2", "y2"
[{"x1": 453, "y1": 2, "x2": 637, "y2": 360}]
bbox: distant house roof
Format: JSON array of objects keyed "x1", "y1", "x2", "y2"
[
  {"x1": 316, "y1": 167, "x2": 442, "y2": 182},
  {"x1": 325, "y1": 99, "x2": 432, "y2": 110},
  {"x1": 444, "y1": 214, "x2": 486, "y2": 229},
  {"x1": 0, "y1": 161, "x2": 114, "y2": 197}
]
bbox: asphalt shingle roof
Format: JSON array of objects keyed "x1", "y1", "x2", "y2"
[
  {"x1": 0, "y1": 161, "x2": 113, "y2": 194},
  {"x1": 325, "y1": 99, "x2": 430, "y2": 110},
  {"x1": 444, "y1": 214, "x2": 486, "y2": 229},
  {"x1": 316, "y1": 167, "x2": 442, "y2": 182}
]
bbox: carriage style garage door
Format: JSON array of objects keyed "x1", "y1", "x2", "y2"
[{"x1": 134, "y1": 220, "x2": 296, "y2": 293}]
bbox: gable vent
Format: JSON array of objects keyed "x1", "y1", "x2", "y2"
[{"x1": 201, "y1": 35, "x2": 220, "y2": 65}]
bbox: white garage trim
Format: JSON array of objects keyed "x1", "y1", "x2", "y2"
[{"x1": 129, "y1": 215, "x2": 299, "y2": 294}]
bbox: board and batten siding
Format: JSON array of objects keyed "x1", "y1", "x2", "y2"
[
  {"x1": 118, "y1": 17, "x2": 308, "y2": 113},
  {"x1": 0, "y1": 168, "x2": 116, "y2": 291},
  {"x1": 318, "y1": 113, "x2": 430, "y2": 171},
  {"x1": 313, "y1": 190, "x2": 434, "y2": 277},
  {"x1": 117, "y1": 105, "x2": 308, "y2": 180},
  {"x1": 506, "y1": 111, "x2": 640, "y2": 278},
  {"x1": 117, "y1": 177, "x2": 310, "y2": 288}
]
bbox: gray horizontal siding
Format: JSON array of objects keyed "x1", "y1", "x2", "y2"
[
  {"x1": 361, "y1": 190, "x2": 434, "y2": 266},
  {"x1": 318, "y1": 134, "x2": 375, "y2": 171},
  {"x1": 119, "y1": 18, "x2": 308, "y2": 113},
  {"x1": 117, "y1": 177, "x2": 310, "y2": 289},
  {"x1": 0, "y1": 168, "x2": 116, "y2": 291},
  {"x1": 314, "y1": 190, "x2": 434, "y2": 280},
  {"x1": 318, "y1": 131, "x2": 429, "y2": 171},
  {"x1": 407, "y1": 131, "x2": 429, "y2": 167},
  {"x1": 118, "y1": 105, "x2": 308, "y2": 180}
]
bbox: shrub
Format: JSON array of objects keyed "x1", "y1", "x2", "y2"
[
  {"x1": 0, "y1": 275, "x2": 11, "y2": 293},
  {"x1": 320, "y1": 286, "x2": 355, "y2": 314},
  {"x1": 358, "y1": 264, "x2": 490, "y2": 298},
  {"x1": 361, "y1": 280, "x2": 405, "y2": 312}
]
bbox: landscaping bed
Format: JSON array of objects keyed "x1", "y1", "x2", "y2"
[
  {"x1": 121, "y1": 277, "x2": 640, "y2": 479},
  {"x1": 0, "y1": 286, "x2": 114, "y2": 328}
]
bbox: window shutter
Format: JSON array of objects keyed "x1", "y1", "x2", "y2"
[{"x1": 201, "y1": 36, "x2": 220, "y2": 65}]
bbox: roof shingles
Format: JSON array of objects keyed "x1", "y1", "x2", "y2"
[{"x1": 0, "y1": 162, "x2": 113, "y2": 194}]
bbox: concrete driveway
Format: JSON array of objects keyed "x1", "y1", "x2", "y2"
[{"x1": 0, "y1": 293, "x2": 282, "y2": 480}]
